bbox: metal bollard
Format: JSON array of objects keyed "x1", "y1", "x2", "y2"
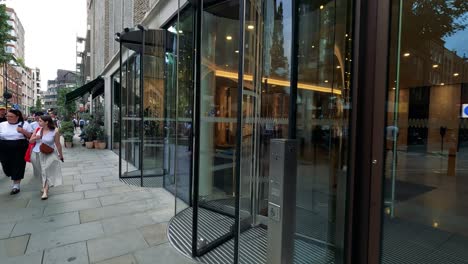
[{"x1": 447, "y1": 146, "x2": 456, "y2": 176}]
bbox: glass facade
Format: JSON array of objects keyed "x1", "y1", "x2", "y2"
[
  {"x1": 108, "y1": 0, "x2": 468, "y2": 263},
  {"x1": 382, "y1": 0, "x2": 468, "y2": 263}
]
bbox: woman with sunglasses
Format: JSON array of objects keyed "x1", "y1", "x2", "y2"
[{"x1": 0, "y1": 109, "x2": 32, "y2": 194}]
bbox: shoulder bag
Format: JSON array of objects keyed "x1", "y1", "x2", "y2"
[
  {"x1": 39, "y1": 128, "x2": 55, "y2": 154},
  {"x1": 24, "y1": 127, "x2": 41, "y2": 162}
]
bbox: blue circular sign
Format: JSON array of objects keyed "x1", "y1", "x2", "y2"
[{"x1": 464, "y1": 106, "x2": 468, "y2": 116}]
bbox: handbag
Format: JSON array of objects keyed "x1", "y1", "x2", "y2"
[
  {"x1": 24, "y1": 127, "x2": 41, "y2": 162},
  {"x1": 39, "y1": 128, "x2": 55, "y2": 154}
]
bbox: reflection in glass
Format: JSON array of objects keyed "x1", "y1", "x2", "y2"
[
  {"x1": 163, "y1": 9, "x2": 194, "y2": 209},
  {"x1": 112, "y1": 71, "x2": 120, "y2": 153},
  {"x1": 294, "y1": 0, "x2": 353, "y2": 262},
  {"x1": 382, "y1": 1, "x2": 468, "y2": 262}
]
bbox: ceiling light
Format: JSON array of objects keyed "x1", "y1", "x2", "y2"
[
  {"x1": 235, "y1": 50, "x2": 239, "y2": 53},
  {"x1": 454, "y1": 73, "x2": 459, "y2": 77},
  {"x1": 440, "y1": 83, "x2": 445, "y2": 86},
  {"x1": 226, "y1": 36, "x2": 232, "y2": 40},
  {"x1": 178, "y1": 30, "x2": 183, "y2": 33},
  {"x1": 392, "y1": 87, "x2": 396, "y2": 90},
  {"x1": 320, "y1": 5, "x2": 324, "y2": 9},
  {"x1": 247, "y1": 25, "x2": 254, "y2": 30},
  {"x1": 336, "y1": 66, "x2": 341, "y2": 69},
  {"x1": 312, "y1": 45, "x2": 315, "y2": 48},
  {"x1": 324, "y1": 80, "x2": 329, "y2": 83},
  {"x1": 432, "y1": 64, "x2": 439, "y2": 68},
  {"x1": 403, "y1": 53, "x2": 410, "y2": 57}
]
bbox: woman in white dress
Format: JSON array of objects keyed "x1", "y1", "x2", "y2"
[
  {"x1": 29, "y1": 115, "x2": 64, "y2": 200},
  {"x1": 0, "y1": 109, "x2": 32, "y2": 194}
]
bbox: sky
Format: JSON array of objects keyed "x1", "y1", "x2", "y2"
[{"x1": 3, "y1": 0, "x2": 87, "y2": 90}]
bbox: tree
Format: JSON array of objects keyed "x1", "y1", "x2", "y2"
[
  {"x1": 269, "y1": 2, "x2": 290, "y2": 78},
  {"x1": 402, "y1": 0, "x2": 468, "y2": 48},
  {"x1": 35, "y1": 97, "x2": 42, "y2": 110},
  {"x1": 0, "y1": 4, "x2": 15, "y2": 65},
  {"x1": 57, "y1": 87, "x2": 75, "y2": 121}
]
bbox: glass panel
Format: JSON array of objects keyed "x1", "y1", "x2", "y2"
[
  {"x1": 120, "y1": 48, "x2": 143, "y2": 182},
  {"x1": 382, "y1": 1, "x2": 468, "y2": 263},
  {"x1": 112, "y1": 70, "x2": 121, "y2": 153},
  {"x1": 163, "y1": 9, "x2": 194, "y2": 211},
  {"x1": 196, "y1": 0, "x2": 240, "y2": 257},
  {"x1": 238, "y1": 1, "x2": 264, "y2": 263},
  {"x1": 294, "y1": 0, "x2": 353, "y2": 262},
  {"x1": 257, "y1": 0, "x2": 292, "y2": 223},
  {"x1": 142, "y1": 30, "x2": 166, "y2": 188}
]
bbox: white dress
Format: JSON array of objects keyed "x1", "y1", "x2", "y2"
[{"x1": 30, "y1": 128, "x2": 63, "y2": 187}]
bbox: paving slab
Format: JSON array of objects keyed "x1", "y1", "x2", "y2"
[
  {"x1": 81, "y1": 176, "x2": 104, "y2": 184},
  {"x1": 0, "y1": 199, "x2": 29, "y2": 209},
  {"x1": 0, "y1": 222, "x2": 15, "y2": 239},
  {"x1": 101, "y1": 212, "x2": 155, "y2": 234},
  {"x1": 84, "y1": 185, "x2": 132, "y2": 199},
  {"x1": 26, "y1": 221, "x2": 104, "y2": 254},
  {"x1": 0, "y1": 207, "x2": 44, "y2": 224},
  {"x1": 99, "y1": 190, "x2": 153, "y2": 206},
  {"x1": 27, "y1": 191, "x2": 84, "y2": 208},
  {"x1": 43, "y1": 241, "x2": 89, "y2": 264},
  {"x1": 80, "y1": 199, "x2": 154, "y2": 223},
  {"x1": 138, "y1": 222, "x2": 169, "y2": 246},
  {"x1": 49, "y1": 185, "x2": 74, "y2": 195},
  {"x1": 95, "y1": 254, "x2": 137, "y2": 264},
  {"x1": 87, "y1": 230, "x2": 149, "y2": 263},
  {"x1": 11, "y1": 212, "x2": 80, "y2": 236},
  {"x1": 2, "y1": 251, "x2": 43, "y2": 264},
  {"x1": 74, "y1": 183, "x2": 99, "y2": 192},
  {"x1": 44, "y1": 198, "x2": 101, "y2": 216},
  {"x1": 134, "y1": 243, "x2": 196, "y2": 264},
  {"x1": 0, "y1": 234, "x2": 30, "y2": 257}
]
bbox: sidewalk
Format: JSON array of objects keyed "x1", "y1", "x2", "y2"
[{"x1": 0, "y1": 134, "x2": 196, "y2": 264}]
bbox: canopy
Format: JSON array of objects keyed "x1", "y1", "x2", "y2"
[{"x1": 65, "y1": 76, "x2": 104, "y2": 103}]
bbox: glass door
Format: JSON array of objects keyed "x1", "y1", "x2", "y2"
[{"x1": 194, "y1": 0, "x2": 242, "y2": 258}]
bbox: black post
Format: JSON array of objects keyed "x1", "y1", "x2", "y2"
[
  {"x1": 192, "y1": 0, "x2": 202, "y2": 257},
  {"x1": 139, "y1": 29, "x2": 146, "y2": 188},
  {"x1": 288, "y1": 0, "x2": 299, "y2": 139}
]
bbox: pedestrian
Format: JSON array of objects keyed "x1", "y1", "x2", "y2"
[
  {"x1": 0, "y1": 109, "x2": 32, "y2": 195},
  {"x1": 30, "y1": 111, "x2": 44, "y2": 131},
  {"x1": 29, "y1": 115, "x2": 63, "y2": 200},
  {"x1": 79, "y1": 118, "x2": 85, "y2": 130},
  {"x1": 72, "y1": 117, "x2": 78, "y2": 131},
  {"x1": 0, "y1": 105, "x2": 6, "y2": 122}
]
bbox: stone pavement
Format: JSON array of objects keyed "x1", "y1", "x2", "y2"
[{"x1": 0, "y1": 135, "x2": 196, "y2": 264}]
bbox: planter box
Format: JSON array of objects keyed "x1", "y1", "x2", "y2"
[
  {"x1": 85, "y1": 141, "x2": 94, "y2": 149},
  {"x1": 96, "y1": 142, "x2": 107, "y2": 149},
  {"x1": 65, "y1": 142, "x2": 73, "y2": 148}
]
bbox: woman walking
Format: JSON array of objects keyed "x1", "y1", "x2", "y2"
[
  {"x1": 0, "y1": 109, "x2": 32, "y2": 194},
  {"x1": 29, "y1": 115, "x2": 63, "y2": 200}
]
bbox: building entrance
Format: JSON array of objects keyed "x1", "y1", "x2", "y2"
[{"x1": 172, "y1": 0, "x2": 356, "y2": 263}]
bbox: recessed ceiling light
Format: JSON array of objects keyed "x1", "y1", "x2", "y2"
[
  {"x1": 178, "y1": 30, "x2": 183, "y2": 33},
  {"x1": 336, "y1": 65, "x2": 341, "y2": 69},
  {"x1": 247, "y1": 25, "x2": 254, "y2": 30},
  {"x1": 226, "y1": 36, "x2": 232, "y2": 40},
  {"x1": 440, "y1": 83, "x2": 445, "y2": 86},
  {"x1": 320, "y1": 5, "x2": 324, "y2": 9},
  {"x1": 235, "y1": 50, "x2": 239, "y2": 53},
  {"x1": 324, "y1": 80, "x2": 329, "y2": 83},
  {"x1": 432, "y1": 64, "x2": 439, "y2": 68},
  {"x1": 403, "y1": 53, "x2": 410, "y2": 57},
  {"x1": 454, "y1": 73, "x2": 459, "y2": 77}
]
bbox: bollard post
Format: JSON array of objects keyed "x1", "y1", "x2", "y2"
[{"x1": 447, "y1": 146, "x2": 456, "y2": 176}]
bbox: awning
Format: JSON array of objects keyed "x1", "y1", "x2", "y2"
[
  {"x1": 91, "y1": 81, "x2": 104, "y2": 99},
  {"x1": 65, "y1": 76, "x2": 104, "y2": 103}
]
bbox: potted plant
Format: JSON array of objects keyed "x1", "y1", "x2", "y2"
[
  {"x1": 60, "y1": 121, "x2": 75, "y2": 148},
  {"x1": 95, "y1": 127, "x2": 107, "y2": 149},
  {"x1": 83, "y1": 123, "x2": 99, "y2": 149},
  {"x1": 63, "y1": 132, "x2": 74, "y2": 148}
]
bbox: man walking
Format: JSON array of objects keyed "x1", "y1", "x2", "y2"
[{"x1": 0, "y1": 105, "x2": 6, "y2": 122}]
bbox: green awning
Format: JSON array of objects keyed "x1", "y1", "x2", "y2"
[{"x1": 65, "y1": 76, "x2": 103, "y2": 103}]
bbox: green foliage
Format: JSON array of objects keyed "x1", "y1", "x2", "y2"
[
  {"x1": 35, "y1": 98, "x2": 42, "y2": 111},
  {"x1": 402, "y1": 0, "x2": 468, "y2": 48},
  {"x1": 83, "y1": 124, "x2": 99, "y2": 141},
  {"x1": 0, "y1": 4, "x2": 15, "y2": 65},
  {"x1": 59, "y1": 121, "x2": 75, "y2": 142},
  {"x1": 57, "y1": 87, "x2": 76, "y2": 121}
]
